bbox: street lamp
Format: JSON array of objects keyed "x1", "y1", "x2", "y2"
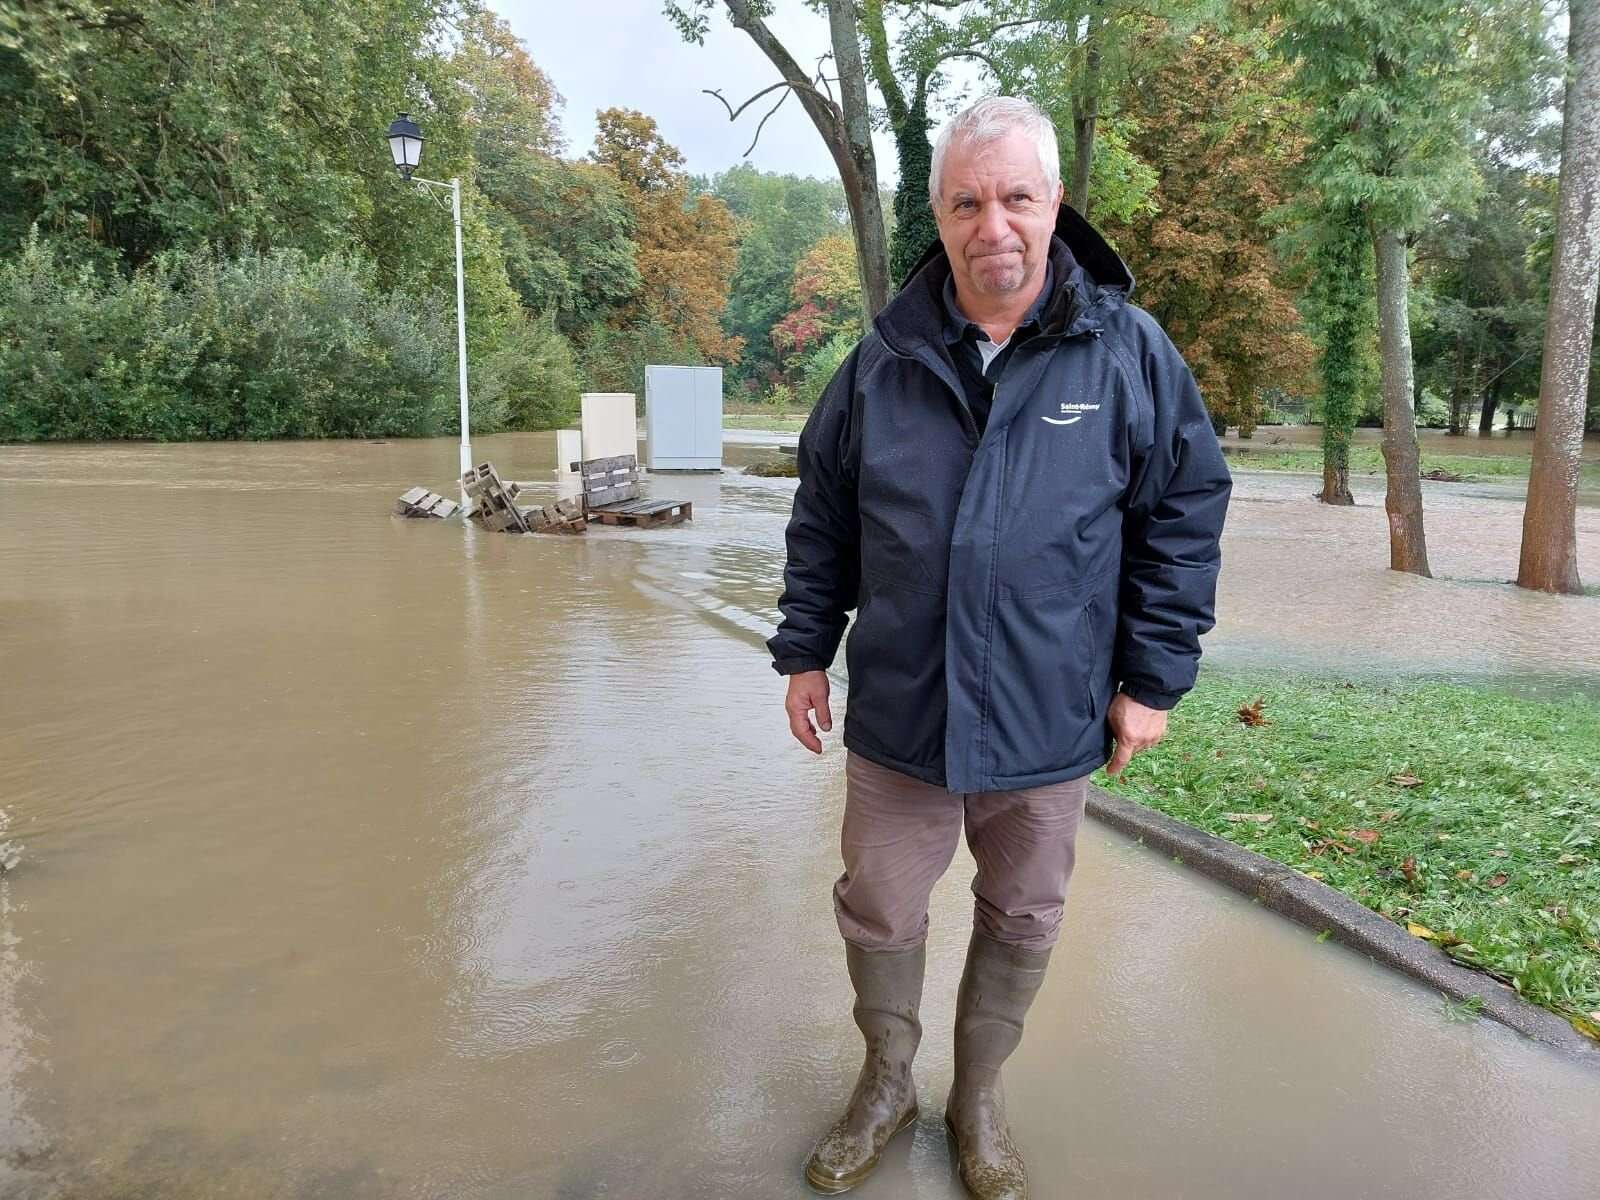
[{"x1": 386, "y1": 111, "x2": 472, "y2": 491}]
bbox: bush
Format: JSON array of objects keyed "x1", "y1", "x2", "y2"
[
  {"x1": 795, "y1": 331, "x2": 855, "y2": 410},
  {"x1": 0, "y1": 233, "x2": 457, "y2": 441},
  {"x1": 475, "y1": 316, "x2": 582, "y2": 431},
  {"x1": 1417, "y1": 387, "x2": 1451, "y2": 429}
]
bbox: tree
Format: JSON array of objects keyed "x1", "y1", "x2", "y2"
[
  {"x1": 451, "y1": 17, "x2": 640, "y2": 336},
  {"x1": 1519, "y1": 0, "x2": 1599, "y2": 594},
  {"x1": 1102, "y1": 21, "x2": 1314, "y2": 437},
  {"x1": 1279, "y1": 0, "x2": 1495, "y2": 575},
  {"x1": 665, "y1": 0, "x2": 891, "y2": 317},
  {"x1": 710, "y1": 165, "x2": 848, "y2": 388},
  {"x1": 1300, "y1": 207, "x2": 1374, "y2": 504},
  {"x1": 591, "y1": 108, "x2": 741, "y2": 364},
  {"x1": 771, "y1": 232, "x2": 863, "y2": 365}
]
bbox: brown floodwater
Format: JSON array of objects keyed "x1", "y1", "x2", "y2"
[{"x1": 1, "y1": 433, "x2": 1597, "y2": 1199}]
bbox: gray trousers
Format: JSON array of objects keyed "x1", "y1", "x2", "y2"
[{"x1": 834, "y1": 751, "x2": 1091, "y2": 953}]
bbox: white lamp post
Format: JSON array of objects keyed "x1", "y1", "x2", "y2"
[{"x1": 387, "y1": 112, "x2": 473, "y2": 492}]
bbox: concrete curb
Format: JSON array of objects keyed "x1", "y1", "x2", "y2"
[{"x1": 1086, "y1": 786, "x2": 1600, "y2": 1064}]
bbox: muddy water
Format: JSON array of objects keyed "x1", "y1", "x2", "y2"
[{"x1": 1, "y1": 434, "x2": 1597, "y2": 1199}]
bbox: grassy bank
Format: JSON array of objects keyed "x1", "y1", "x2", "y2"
[
  {"x1": 1096, "y1": 672, "x2": 1600, "y2": 1039},
  {"x1": 1224, "y1": 442, "x2": 1600, "y2": 488},
  {"x1": 725, "y1": 409, "x2": 810, "y2": 434}
]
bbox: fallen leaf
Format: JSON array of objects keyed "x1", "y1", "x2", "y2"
[
  {"x1": 1346, "y1": 829, "x2": 1380, "y2": 844},
  {"x1": 1307, "y1": 838, "x2": 1357, "y2": 857},
  {"x1": 1237, "y1": 697, "x2": 1270, "y2": 727},
  {"x1": 1223, "y1": 812, "x2": 1275, "y2": 823},
  {"x1": 1407, "y1": 922, "x2": 1437, "y2": 940},
  {"x1": 1391, "y1": 772, "x2": 1422, "y2": 788},
  {"x1": 1570, "y1": 1014, "x2": 1600, "y2": 1043},
  {"x1": 1485, "y1": 873, "x2": 1509, "y2": 888},
  {"x1": 1401, "y1": 856, "x2": 1417, "y2": 882}
]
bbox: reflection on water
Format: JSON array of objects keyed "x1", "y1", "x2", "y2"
[{"x1": 0, "y1": 432, "x2": 1596, "y2": 1198}]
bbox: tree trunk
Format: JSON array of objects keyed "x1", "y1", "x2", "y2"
[
  {"x1": 1519, "y1": 0, "x2": 1598, "y2": 594},
  {"x1": 861, "y1": 0, "x2": 935, "y2": 288},
  {"x1": 1315, "y1": 209, "x2": 1365, "y2": 506},
  {"x1": 1372, "y1": 225, "x2": 1432, "y2": 575},
  {"x1": 1478, "y1": 384, "x2": 1499, "y2": 433},
  {"x1": 1447, "y1": 330, "x2": 1469, "y2": 435},
  {"x1": 1070, "y1": 5, "x2": 1104, "y2": 215},
  {"x1": 826, "y1": 0, "x2": 891, "y2": 319},
  {"x1": 722, "y1": 0, "x2": 891, "y2": 319}
]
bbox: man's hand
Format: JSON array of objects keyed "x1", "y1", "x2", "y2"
[
  {"x1": 1106, "y1": 693, "x2": 1168, "y2": 778},
  {"x1": 785, "y1": 670, "x2": 833, "y2": 754}
]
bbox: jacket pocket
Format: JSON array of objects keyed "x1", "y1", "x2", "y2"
[{"x1": 985, "y1": 584, "x2": 1103, "y2": 778}]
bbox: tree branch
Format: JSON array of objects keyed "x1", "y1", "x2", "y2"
[
  {"x1": 721, "y1": 0, "x2": 844, "y2": 142},
  {"x1": 703, "y1": 78, "x2": 836, "y2": 123}
]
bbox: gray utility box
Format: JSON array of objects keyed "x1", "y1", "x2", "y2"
[{"x1": 645, "y1": 365, "x2": 723, "y2": 472}]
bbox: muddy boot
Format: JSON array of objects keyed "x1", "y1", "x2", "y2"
[
  {"x1": 943, "y1": 932, "x2": 1052, "y2": 1200},
  {"x1": 804, "y1": 942, "x2": 925, "y2": 1194}
]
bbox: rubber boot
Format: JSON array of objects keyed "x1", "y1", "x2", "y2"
[
  {"x1": 804, "y1": 942, "x2": 925, "y2": 1194},
  {"x1": 944, "y1": 932, "x2": 1052, "y2": 1200}
]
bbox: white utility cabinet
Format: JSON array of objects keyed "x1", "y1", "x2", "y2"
[
  {"x1": 645, "y1": 365, "x2": 723, "y2": 472},
  {"x1": 580, "y1": 392, "x2": 638, "y2": 465}
]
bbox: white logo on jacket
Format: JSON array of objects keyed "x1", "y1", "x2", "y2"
[{"x1": 1042, "y1": 401, "x2": 1101, "y2": 426}]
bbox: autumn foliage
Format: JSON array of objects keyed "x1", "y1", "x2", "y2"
[
  {"x1": 1102, "y1": 25, "x2": 1315, "y2": 433},
  {"x1": 591, "y1": 108, "x2": 742, "y2": 366},
  {"x1": 770, "y1": 234, "x2": 863, "y2": 361}
]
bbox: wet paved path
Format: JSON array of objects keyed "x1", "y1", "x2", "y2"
[{"x1": 0, "y1": 433, "x2": 1596, "y2": 1198}]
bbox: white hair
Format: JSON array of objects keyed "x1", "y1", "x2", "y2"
[{"x1": 927, "y1": 96, "x2": 1061, "y2": 207}]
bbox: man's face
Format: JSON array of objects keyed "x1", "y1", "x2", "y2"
[{"x1": 933, "y1": 128, "x2": 1062, "y2": 300}]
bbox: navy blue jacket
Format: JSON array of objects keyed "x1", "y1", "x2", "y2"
[{"x1": 767, "y1": 205, "x2": 1232, "y2": 792}]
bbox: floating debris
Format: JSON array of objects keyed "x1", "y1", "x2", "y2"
[
  {"x1": 745, "y1": 459, "x2": 799, "y2": 478},
  {"x1": 393, "y1": 487, "x2": 460, "y2": 519},
  {"x1": 462, "y1": 463, "x2": 528, "y2": 533},
  {"x1": 574, "y1": 455, "x2": 692, "y2": 528}
]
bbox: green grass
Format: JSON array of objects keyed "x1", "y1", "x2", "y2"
[
  {"x1": 724, "y1": 410, "x2": 810, "y2": 434},
  {"x1": 1224, "y1": 443, "x2": 1600, "y2": 488},
  {"x1": 1096, "y1": 672, "x2": 1600, "y2": 1039}
]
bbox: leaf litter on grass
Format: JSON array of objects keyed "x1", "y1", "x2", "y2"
[{"x1": 1097, "y1": 673, "x2": 1600, "y2": 1038}]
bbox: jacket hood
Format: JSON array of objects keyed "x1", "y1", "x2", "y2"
[{"x1": 875, "y1": 203, "x2": 1134, "y2": 359}]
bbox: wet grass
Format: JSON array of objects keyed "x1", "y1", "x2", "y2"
[
  {"x1": 1096, "y1": 672, "x2": 1600, "y2": 1040},
  {"x1": 724, "y1": 409, "x2": 810, "y2": 433},
  {"x1": 1224, "y1": 443, "x2": 1600, "y2": 488}
]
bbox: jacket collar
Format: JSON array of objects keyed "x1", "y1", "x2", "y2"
[{"x1": 875, "y1": 203, "x2": 1134, "y2": 363}]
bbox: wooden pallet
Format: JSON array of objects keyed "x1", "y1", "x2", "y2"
[
  {"x1": 523, "y1": 497, "x2": 588, "y2": 535},
  {"x1": 572, "y1": 454, "x2": 692, "y2": 529},
  {"x1": 570, "y1": 453, "x2": 643, "y2": 508},
  {"x1": 394, "y1": 486, "x2": 460, "y2": 519},
  {"x1": 462, "y1": 462, "x2": 528, "y2": 533},
  {"x1": 587, "y1": 498, "x2": 693, "y2": 528}
]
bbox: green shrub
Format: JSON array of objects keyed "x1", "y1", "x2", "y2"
[
  {"x1": 0, "y1": 233, "x2": 457, "y2": 441},
  {"x1": 796, "y1": 331, "x2": 855, "y2": 410},
  {"x1": 476, "y1": 315, "x2": 582, "y2": 431}
]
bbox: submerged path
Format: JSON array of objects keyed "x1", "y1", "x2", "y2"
[{"x1": 0, "y1": 433, "x2": 1595, "y2": 1198}]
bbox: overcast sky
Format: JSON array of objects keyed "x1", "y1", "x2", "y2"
[{"x1": 495, "y1": 0, "x2": 963, "y2": 184}]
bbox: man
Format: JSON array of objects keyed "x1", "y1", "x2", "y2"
[{"x1": 767, "y1": 96, "x2": 1231, "y2": 1199}]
